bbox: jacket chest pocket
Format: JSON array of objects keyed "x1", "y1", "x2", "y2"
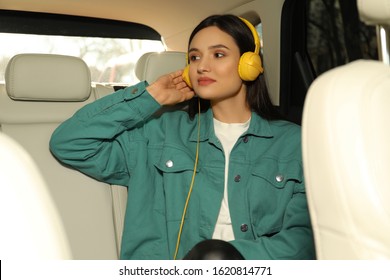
[
  {"x1": 154, "y1": 146, "x2": 199, "y2": 221},
  {"x1": 248, "y1": 158, "x2": 303, "y2": 236}
]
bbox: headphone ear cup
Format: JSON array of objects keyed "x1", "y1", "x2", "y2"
[
  {"x1": 238, "y1": 52, "x2": 263, "y2": 81},
  {"x1": 182, "y1": 65, "x2": 193, "y2": 88}
]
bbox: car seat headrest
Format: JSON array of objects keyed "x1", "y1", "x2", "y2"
[
  {"x1": 135, "y1": 51, "x2": 186, "y2": 84},
  {"x1": 5, "y1": 53, "x2": 91, "y2": 101},
  {"x1": 358, "y1": 0, "x2": 390, "y2": 26}
]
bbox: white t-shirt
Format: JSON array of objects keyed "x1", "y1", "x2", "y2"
[{"x1": 212, "y1": 117, "x2": 250, "y2": 241}]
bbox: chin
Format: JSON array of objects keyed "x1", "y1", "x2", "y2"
[{"x1": 194, "y1": 87, "x2": 218, "y2": 99}]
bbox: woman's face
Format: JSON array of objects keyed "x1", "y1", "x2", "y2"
[{"x1": 188, "y1": 26, "x2": 245, "y2": 103}]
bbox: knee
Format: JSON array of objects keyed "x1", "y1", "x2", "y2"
[{"x1": 183, "y1": 239, "x2": 245, "y2": 260}]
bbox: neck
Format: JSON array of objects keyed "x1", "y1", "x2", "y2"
[
  {"x1": 211, "y1": 100, "x2": 251, "y2": 123},
  {"x1": 211, "y1": 86, "x2": 251, "y2": 123}
]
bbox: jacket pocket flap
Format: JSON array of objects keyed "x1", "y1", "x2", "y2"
[
  {"x1": 251, "y1": 158, "x2": 302, "y2": 188},
  {"x1": 154, "y1": 146, "x2": 198, "y2": 173}
]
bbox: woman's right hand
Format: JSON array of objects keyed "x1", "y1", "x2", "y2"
[{"x1": 147, "y1": 70, "x2": 195, "y2": 106}]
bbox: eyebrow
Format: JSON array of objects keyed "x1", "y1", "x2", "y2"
[{"x1": 188, "y1": 44, "x2": 230, "y2": 53}]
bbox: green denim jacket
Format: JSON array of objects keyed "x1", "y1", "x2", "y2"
[{"x1": 50, "y1": 81, "x2": 315, "y2": 260}]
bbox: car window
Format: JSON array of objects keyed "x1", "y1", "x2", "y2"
[
  {"x1": 279, "y1": 0, "x2": 379, "y2": 125},
  {"x1": 307, "y1": 0, "x2": 378, "y2": 76},
  {"x1": 0, "y1": 33, "x2": 165, "y2": 84}
]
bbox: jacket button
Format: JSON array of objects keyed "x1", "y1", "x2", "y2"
[
  {"x1": 275, "y1": 174, "x2": 284, "y2": 182},
  {"x1": 240, "y1": 224, "x2": 248, "y2": 232},
  {"x1": 243, "y1": 136, "x2": 249, "y2": 143},
  {"x1": 165, "y1": 160, "x2": 173, "y2": 168},
  {"x1": 234, "y1": 175, "x2": 241, "y2": 182}
]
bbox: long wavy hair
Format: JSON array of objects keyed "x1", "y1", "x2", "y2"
[{"x1": 186, "y1": 14, "x2": 282, "y2": 121}]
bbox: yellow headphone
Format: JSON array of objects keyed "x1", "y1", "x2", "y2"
[
  {"x1": 238, "y1": 17, "x2": 264, "y2": 81},
  {"x1": 182, "y1": 16, "x2": 264, "y2": 88}
]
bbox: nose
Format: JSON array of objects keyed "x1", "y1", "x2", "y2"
[{"x1": 197, "y1": 57, "x2": 210, "y2": 73}]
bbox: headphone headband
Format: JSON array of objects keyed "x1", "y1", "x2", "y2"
[{"x1": 239, "y1": 17, "x2": 260, "y2": 55}]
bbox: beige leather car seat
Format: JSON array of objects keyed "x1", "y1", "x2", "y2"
[
  {"x1": 0, "y1": 54, "x2": 121, "y2": 259},
  {"x1": 0, "y1": 51, "x2": 187, "y2": 259},
  {"x1": 135, "y1": 51, "x2": 186, "y2": 83},
  {"x1": 0, "y1": 132, "x2": 71, "y2": 259},
  {"x1": 135, "y1": 51, "x2": 188, "y2": 116},
  {"x1": 302, "y1": 0, "x2": 390, "y2": 259}
]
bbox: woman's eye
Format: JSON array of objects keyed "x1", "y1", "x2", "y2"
[
  {"x1": 215, "y1": 52, "x2": 225, "y2": 58},
  {"x1": 189, "y1": 55, "x2": 199, "y2": 61}
]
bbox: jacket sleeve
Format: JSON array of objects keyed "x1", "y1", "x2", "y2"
[
  {"x1": 49, "y1": 81, "x2": 161, "y2": 186},
  {"x1": 230, "y1": 182, "x2": 316, "y2": 260}
]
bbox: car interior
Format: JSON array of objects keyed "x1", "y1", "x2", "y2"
[{"x1": 0, "y1": 0, "x2": 388, "y2": 260}]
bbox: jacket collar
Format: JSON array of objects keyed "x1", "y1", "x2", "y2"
[{"x1": 189, "y1": 109, "x2": 274, "y2": 142}]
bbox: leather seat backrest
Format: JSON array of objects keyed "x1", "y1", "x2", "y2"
[
  {"x1": 0, "y1": 53, "x2": 120, "y2": 259},
  {"x1": 0, "y1": 132, "x2": 71, "y2": 259},
  {"x1": 302, "y1": 0, "x2": 390, "y2": 259}
]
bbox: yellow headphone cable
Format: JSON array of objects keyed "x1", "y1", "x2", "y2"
[{"x1": 173, "y1": 98, "x2": 201, "y2": 260}]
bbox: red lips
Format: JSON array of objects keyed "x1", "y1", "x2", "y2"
[{"x1": 198, "y1": 77, "x2": 216, "y2": 86}]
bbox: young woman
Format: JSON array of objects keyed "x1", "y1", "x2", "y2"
[{"x1": 50, "y1": 14, "x2": 315, "y2": 260}]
